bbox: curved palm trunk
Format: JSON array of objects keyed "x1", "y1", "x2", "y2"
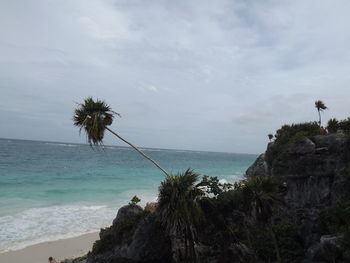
[{"x1": 106, "y1": 127, "x2": 170, "y2": 176}]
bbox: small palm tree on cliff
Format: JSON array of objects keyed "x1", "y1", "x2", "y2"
[
  {"x1": 268, "y1": 134, "x2": 274, "y2": 142},
  {"x1": 157, "y1": 169, "x2": 203, "y2": 263},
  {"x1": 73, "y1": 97, "x2": 169, "y2": 176},
  {"x1": 315, "y1": 100, "x2": 327, "y2": 126}
]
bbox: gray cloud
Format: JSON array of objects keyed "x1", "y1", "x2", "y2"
[{"x1": 1, "y1": 0, "x2": 350, "y2": 153}]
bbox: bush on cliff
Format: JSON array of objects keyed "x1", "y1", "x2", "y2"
[
  {"x1": 327, "y1": 118, "x2": 339, "y2": 133},
  {"x1": 271, "y1": 122, "x2": 322, "y2": 161},
  {"x1": 338, "y1": 118, "x2": 350, "y2": 133}
]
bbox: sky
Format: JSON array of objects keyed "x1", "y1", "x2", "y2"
[{"x1": 1, "y1": 0, "x2": 350, "y2": 154}]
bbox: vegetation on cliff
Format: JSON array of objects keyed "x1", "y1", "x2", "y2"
[{"x1": 72, "y1": 99, "x2": 350, "y2": 262}]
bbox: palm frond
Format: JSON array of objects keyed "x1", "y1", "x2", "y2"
[
  {"x1": 73, "y1": 97, "x2": 120, "y2": 146},
  {"x1": 315, "y1": 100, "x2": 327, "y2": 111}
]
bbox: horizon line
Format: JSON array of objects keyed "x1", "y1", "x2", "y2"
[{"x1": 0, "y1": 137, "x2": 258, "y2": 156}]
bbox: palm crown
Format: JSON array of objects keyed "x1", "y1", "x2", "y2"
[
  {"x1": 73, "y1": 97, "x2": 119, "y2": 146},
  {"x1": 315, "y1": 100, "x2": 327, "y2": 126}
]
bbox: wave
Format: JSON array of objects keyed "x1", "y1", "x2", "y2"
[
  {"x1": 0, "y1": 189, "x2": 158, "y2": 254},
  {"x1": 0, "y1": 204, "x2": 116, "y2": 253},
  {"x1": 45, "y1": 143, "x2": 78, "y2": 147}
]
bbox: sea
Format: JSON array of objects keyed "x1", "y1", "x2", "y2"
[{"x1": 0, "y1": 138, "x2": 257, "y2": 253}]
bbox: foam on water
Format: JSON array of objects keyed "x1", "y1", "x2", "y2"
[
  {"x1": 45, "y1": 143, "x2": 78, "y2": 147},
  {"x1": 0, "y1": 204, "x2": 116, "y2": 253},
  {"x1": 0, "y1": 189, "x2": 158, "y2": 253}
]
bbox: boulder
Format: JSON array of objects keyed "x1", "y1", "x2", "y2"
[
  {"x1": 245, "y1": 153, "x2": 268, "y2": 178},
  {"x1": 112, "y1": 205, "x2": 143, "y2": 226},
  {"x1": 87, "y1": 207, "x2": 171, "y2": 263}
]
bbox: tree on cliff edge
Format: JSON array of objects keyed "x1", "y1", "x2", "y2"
[
  {"x1": 73, "y1": 97, "x2": 169, "y2": 176},
  {"x1": 315, "y1": 100, "x2": 327, "y2": 126},
  {"x1": 157, "y1": 169, "x2": 203, "y2": 263}
]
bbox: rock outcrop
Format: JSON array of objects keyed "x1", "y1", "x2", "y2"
[
  {"x1": 87, "y1": 205, "x2": 171, "y2": 263},
  {"x1": 246, "y1": 133, "x2": 350, "y2": 262},
  {"x1": 246, "y1": 133, "x2": 350, "y2": 208}
]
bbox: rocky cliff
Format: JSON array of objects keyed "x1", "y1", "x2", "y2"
[
  {"x1": 76, "y1": 133, "x2": 350, "y2": 263},
  {"x1": 246, "y1": 133, "x2": 350, "y2": 262},
  {"x1": 246, "y1": 133, "x2": 350, "y2": 208}
]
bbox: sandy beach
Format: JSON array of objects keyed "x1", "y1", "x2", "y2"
[{"x1": 0, "y1": 232, "x2": 99, "y2": 263}]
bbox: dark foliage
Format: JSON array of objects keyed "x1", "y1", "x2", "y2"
[
  {"x1": 271, "y1": 122, "x2": 322, "y2": 160},
  {"x1": 338, "y1": 118, "x2": 350, "y2": 133},
  {"x1": 327, "y1": 118, "x2": 339, "y2": 133}
]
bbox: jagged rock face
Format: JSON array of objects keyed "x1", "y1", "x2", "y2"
[
  {"x1": 246, "y1": 133, "x2": 350, "y2": 262},
  {"x1": 112, "y1": 205, "x2": 143, "y2": 226},
  {"x1": 245, "y1": 153, "x2": 268, "y2": 177},
  {"x1": 246, "y1": 134, "x2": 350, "y2": 208},
  {"x1": 87, "y1": 205, "x2": 172, "y2": 263},
  {"x1": 304, "y1": 234, "x2": 346, "y2": 263}
]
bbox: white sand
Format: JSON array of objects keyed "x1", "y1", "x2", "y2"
[{"x1": 0, "y1": 232, "x2": 99, "y2": 263}]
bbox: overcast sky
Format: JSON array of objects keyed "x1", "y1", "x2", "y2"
[{"x1": 1, "y1": 0, "x2": 350, "y2": 154}]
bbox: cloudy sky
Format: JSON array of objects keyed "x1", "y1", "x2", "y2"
[{"x1": 1, "y1": 0, "x2": 350, "y2": 153}]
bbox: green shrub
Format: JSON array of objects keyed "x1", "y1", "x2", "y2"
[
  {"x1": 272, "y1": 221, "x2": 305, "y2": 262},
  {"x1": 129, "y1": 195, "x2": 141, "y2": 206},
  {"x1": 271, "y1": 122, "x2": 322, "y2": 161},
  {"x1": 327, "y1": 118, "x2": 339, "y2": 133},
  {"x1": 338, "y1": 118, "x2": 350, "y2": 133},
  {"x1": 197, "y1": 175, "x2": 233, "y2": 196}
]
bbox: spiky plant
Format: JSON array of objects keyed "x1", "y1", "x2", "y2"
[
  {"x1": 242, "y1": 176, "x2": 283, "y2": 223},
  {"x1": 157, "y1": 169, "x2": 204, "y2": 263},
  {"x1": 315, "y1": 100, "x2": 328, "y2": 126},
  {"x1": 242, "y1": 176, "x2": 284, "y2": 263},
  {"x1": 327, "y1": 118, "x2": 339, "y2": 133},
  {"x1": 73, "y1": 97, "x2": 169, "y2": 176}
]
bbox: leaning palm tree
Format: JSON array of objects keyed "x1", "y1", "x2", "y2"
[
  {"x1": 73, "y1": 97, "x2": 169, "y2": 176},
  {"x1": 157, "y1": 169, "x2": 204, "y2": 263},
  {"x1": 315, "y1": 100, "x2": 327, "y2": 126}
]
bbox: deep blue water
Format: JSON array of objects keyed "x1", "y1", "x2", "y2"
[{"x1": 0, "y1": 138, "x2": 256, "y2": 252}]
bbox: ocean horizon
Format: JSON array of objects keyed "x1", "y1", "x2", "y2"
[{"x1": 0, "y1": 138, "x2": 257, "y2": 253}]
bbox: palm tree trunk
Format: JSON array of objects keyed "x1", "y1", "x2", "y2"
[
  {"x1": 106, "y1": 127, "x2": 170, "y2": 176},
  {"x1": 318, "y1": 110, "x2": 321, "y2": 126}
]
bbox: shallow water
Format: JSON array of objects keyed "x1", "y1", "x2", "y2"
[{"x1": 0, "y1": 138, "x2": 256, "y2": 252}]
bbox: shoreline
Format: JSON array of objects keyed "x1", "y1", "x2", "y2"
[{"x1": 0, "y1": 232, "x2": 99, "y2": 263}]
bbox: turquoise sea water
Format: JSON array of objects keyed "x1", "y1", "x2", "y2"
[{"x1": 0, "y1": 138, "x2": 256, "y2": 253}]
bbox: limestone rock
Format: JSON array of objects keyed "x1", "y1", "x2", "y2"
[
  {"x1": 112, "y1": 205, "x2": 143, "y2": 226},
  {"x1": 245, "y1": 153, "x2": 268, "y2": 178}
]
